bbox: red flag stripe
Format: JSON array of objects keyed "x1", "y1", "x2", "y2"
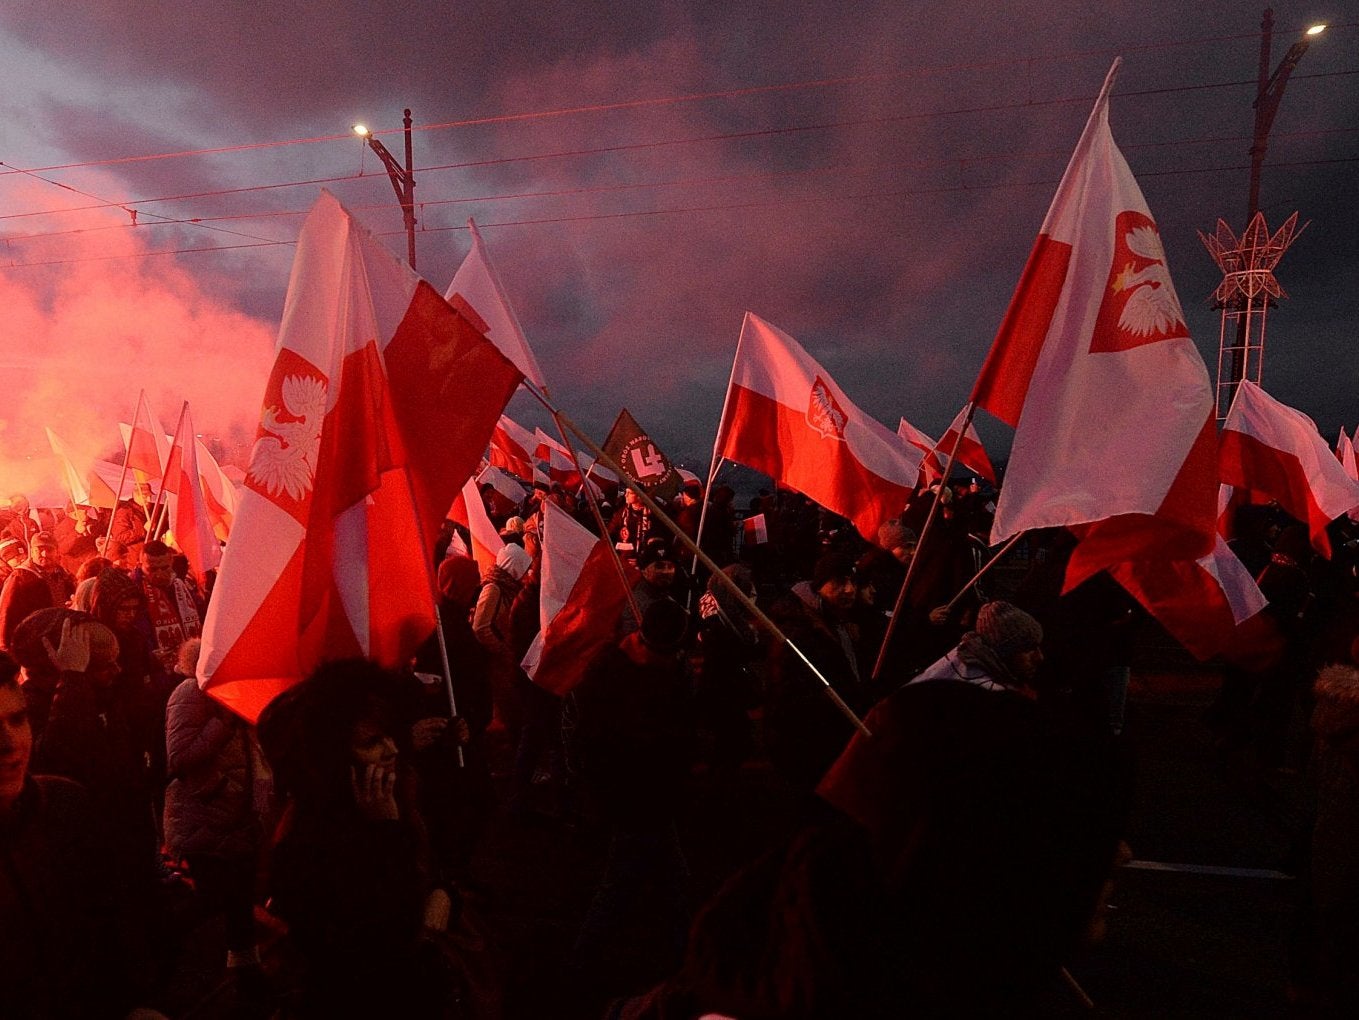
[{"x1": 719, "y1": 383, "x2": 911, "y2": 542}]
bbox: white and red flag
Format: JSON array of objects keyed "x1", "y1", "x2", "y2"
[
  {"x1": 937, "y1": 406, "x2": 997, "y2": 485},
  {"x1": 162, "y1": 405, "x2": 222, "y2": 585},
  {"x1": 45, "y1": 427, "x2": 94, "y2": 507},
  {"x1": 477, "y1": 463, "x2": 529, "y2": 518},
  {"x1": 897, "y1": 417, "x2": 943, "y2": 485},
  {"x1": 1336, "y1": 428, "x2": 1359, "y2": 482},
  {"x1": 742, "y1": 513, "x2": 769, "y2": 547},
  {"x1": 1220, "y1": 381, "x2": 1359, "y2": 558},
  {"x1": 535, "y1": 428, "x2": 585, "y2": 491},
  {"x1": 191, "y1": 439, "x2": 239, "y2": 541},
  {"x1": 1109, "y1": 535, "x2": 1281, "y2": 668},
  {"x1": 123, "y1": 391, "x2": 173, "y2": 482},
  {"x1": 898, "y1": 409, "x2": 997, "y2": 486},
  {"x1": 970, "y1": 60, "x2": 1216, "y2": 589},
  {"x1": 715, "y1": 312, "x2": 923, "y2": 543},
  {"x1": 520, "y1": 501, "x2": 633, "y2": 695},
  {"x1": 448, "y1": 477, "x2": 505, "y2": 577},
  {"x1": 199, "y1": 191, "x2": 522, "y2": 721},
  {"x1": 489, "y1": 415, "x2": 537, "y2": 481},
  {"x1": 445, "y1": 218, "x2": 547, "y2": 389}
]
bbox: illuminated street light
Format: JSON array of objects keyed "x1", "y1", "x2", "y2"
[
  {"x1": 355, "y1": 110, "x2": 416, "y2": 269},
  {"x1": 1218, "y1": 9, "x2": 1325, "y2": 414}
]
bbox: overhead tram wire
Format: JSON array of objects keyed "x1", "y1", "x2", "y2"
[
  {"x1": 5, "y1": 123, "x2": 1356, "y2": 248},
  {"x1": 0, "y1": 160, "x2": 293, "y2": 247},
  {"x1": 0, "y1": 23, "x2": 1321, "y2": 180},
  {"x1": 5, "y1": 151, "x2": 1355, "y2": 271},
  {"x1": 3, "y1": 66, "x2": 1355, "y2": 230}
]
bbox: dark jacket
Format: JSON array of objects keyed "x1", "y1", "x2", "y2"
[
  {"x1": 574, "y1": 635, "x2": 693, "y2": 826},
  {"x1": 0, "y1": 776, "x2": 149, "y2": 1018},
  {"x1": 763, "y1": 582, "x2": 866, "y2": 791},
  {"x1": 164, "y1": 677, "x2": 267, "y2": 859},
  {"x1": 34, "y1": 670, "x2": 157, "y2": 885},
  {"x1": 0, "y1": 565, "x2": 55, "y2": 651}
]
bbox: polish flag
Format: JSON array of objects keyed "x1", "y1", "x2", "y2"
[
  {"x1": 937, "y1": 406, "x2": 996, "y2": 485},
  {"x1": 194, "y1": 440, "x2": 239, "y2": 541},
  {"x1": 970, "y1": 60, "x2": 1217, "y2": 590},
  {"x1": 445, "y1": 218, "x2": 548, "y2": 389},
  {"x1": 119, "y1": 422, "x2": 239, "y2": 540},
  {"x1": 90, "y1": 459, "x2": 155, "y2": 508},
  {"x1": 477, "y1": 464, "x2": 529, "y2": 518},
  {"x1": 520, "y1": 501, "x2": 633, "y2": 695},
  {"x1": 897, "y1": 418, "x2": 943, "y2": 485},
  {"x1": 163, "y1": 405, "x2": 222, "y2": 585},
  {"x1": 1219, "y1": 381, "x2": 1359, "y2": 558},
  {"x1": 1109, "y1": 535, "x2": 1281, "y2": 668},
  {"x1": 489, "y1": 415, "x2": 537, "y2": 481},
  {"x1": 535, "y1": 428, "x2": 585, "y2": 491},
  {"x1": 742, "y1": 513, "x2": 769, "y2": 547},
  {"x1": 45, "y1": 428, "x2": 93, "y2": 507},
  {"x1": 716, "y1": 312, "x2": 923, "y2": 543},
  {"x1": 199, "y1": 191, "x2": 523, "y2": 722},
  {"x1": 123, "y1": 390, "x2": 173, "y2": 482},
  {"x1": 1336, "y1": 428, "x2": 1359, "y2": 482},
  {"x1": 448, "y1": 477, "x2": 505, "y2": 577}
]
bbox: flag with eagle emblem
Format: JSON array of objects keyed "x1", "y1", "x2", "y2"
[
  {"x1": 714, "y1": 312, "x2": 922, "y2": 543},
  {"x1": 970, "y1": 59, "x2": 1216, "y2": 590},
  {"x1": 199, "y1": 191, "x2": 522, "y2": 722}
]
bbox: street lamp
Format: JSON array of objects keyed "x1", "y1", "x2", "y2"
[
  {"x1": 1246, "y1": 13, "x2": 1325, "y2": 220},
  {"x1": 1218, "y1": 11, "x2": 1324, "y2": 414},
  {"x1": 354, "y1": 109, "x2": 417, "y2": 269}
]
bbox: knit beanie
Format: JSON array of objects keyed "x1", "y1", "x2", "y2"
[
  {"x1": 876, "y1": 519, "x2": 917, "y2": 552},
  {"x1": 975, "y1": 600, "x2": 1043, "y2": 658},
  {"x1": 437, "y1": 553, "x2": 482, "y2": 609}
]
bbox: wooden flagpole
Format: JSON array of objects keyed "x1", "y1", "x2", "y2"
[
  {"x1": 870, "y1": 401, "x2": 977, "y2": 682},
  {"x1": 943, "y1": 532, "x2": 1023, "y2": 615},
  {"x1": 519, "y1": 385, "x2": 643, "y2": 631},
  {"x1": 550, "y1": 402, "x2": 872, "y2": 738},
  {"x1": 107, "y1": 391, "x2": 144, "y2": 549}
]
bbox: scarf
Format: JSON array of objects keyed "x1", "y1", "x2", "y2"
[{"x1": 143, "y1": 577, "x2": 201, "y2": 657}]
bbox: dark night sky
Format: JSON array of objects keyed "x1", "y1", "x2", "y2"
[{"x1": 1, "y1": 1, "x2": 1355, "y2": 497}]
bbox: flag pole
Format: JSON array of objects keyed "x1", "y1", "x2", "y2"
[
  {"x1": 519, "y1": 385, "x2": 645, "y2": 630},
  {"x1": 432, "y1": 606, "x2": 466, "y2": 769},
  {"x1": 692, "y1": 314, "x2": 746, "y2": 578},
  {"x1": 871, "y1": 401, "x2": 977, "y2": 683},
  {"x1": 149, "y1": 401, "x2": 189, "y2": 542},
  {"x1": 548, "y1": 399, "x2": 871, "y2": 738},
  {"x1": 943, "y1": 532, "x2": 1024, "y2": 615},
  {"x1": 108, "y1": 391, "x2": 144, "y2": 542}
]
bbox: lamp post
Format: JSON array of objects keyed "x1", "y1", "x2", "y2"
[
  {"x1": 354, "y1": 109, "x2": 417, "y2": 270},
  {"x1": 1247, "y1": 13, "x2": 1326, "y2": 221},
  {"x1": 1220, "y1": 11, "x2": 1325, "y2": 414}
]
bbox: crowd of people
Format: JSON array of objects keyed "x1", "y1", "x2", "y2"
[{"x1": 3, "y1": 472, "x2": 1359, "y2": 1016}]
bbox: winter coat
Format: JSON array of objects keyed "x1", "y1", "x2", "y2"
[
  {"x1": 1310, "y1": 664, "x2": 1359, "y2": 1007},
  {"x1": 0, "y1": 565, "x2": 55, "y2": 650},
  {"x1": 164, "y1": 677, "x2": 268, "y2": 859},
  {"x1": 815, "y1": 672, "x2": 1121, "y2": 1014},
  {"x1": 574, "y1": 635, "x2": 694, "y2": 826},
  {"x1": 474, "y1": 566, "x2": 526, "y2": 731},
  {"x1": 763, "y1": 581, "x2": 867, "y2": 791},
  {"x1": 0, "y1": 776, "x2": 149, "y2": 1018}
]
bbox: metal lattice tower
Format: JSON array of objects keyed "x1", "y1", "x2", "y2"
[{"x1": 1198, "y1": 211, "x2": 1306, "y2": 420}]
